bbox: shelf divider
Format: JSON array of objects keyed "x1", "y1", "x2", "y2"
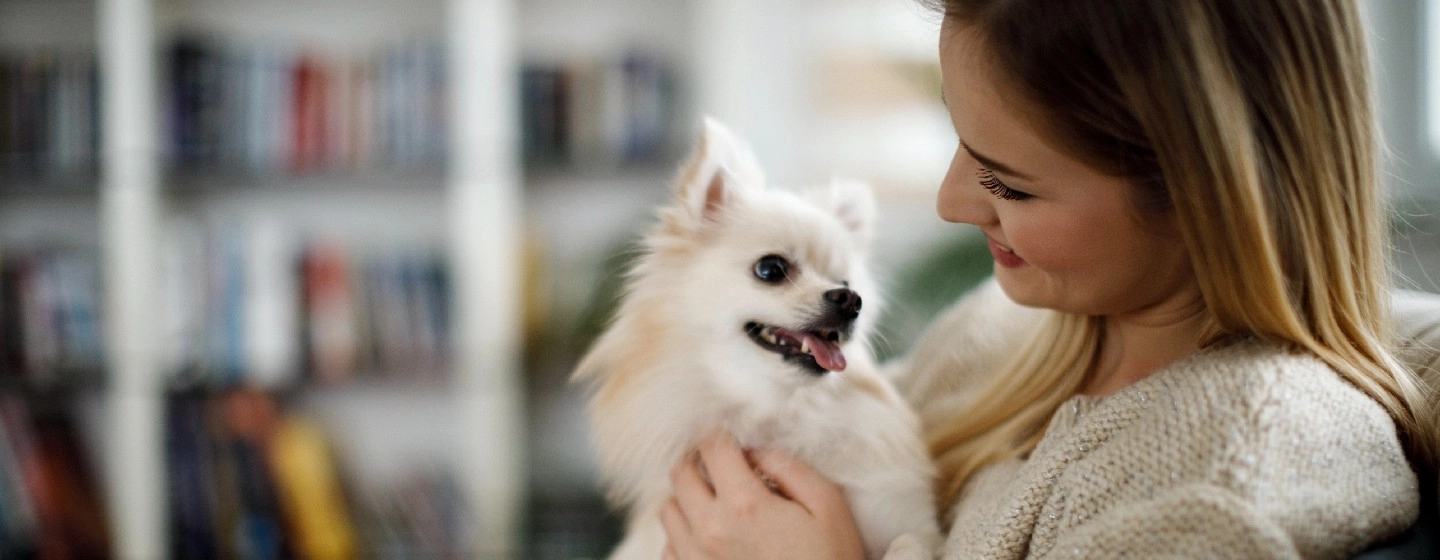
[
  {"x1": 447, "y1": 0, "x2": 527, "y2": 556},
  {"x1": 98, "y1": 0, "x2": 166, "y2": 559}
]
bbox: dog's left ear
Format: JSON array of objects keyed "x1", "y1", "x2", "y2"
[
  {"x1": 811, "y1": 178, "x2": 876, "y2": 246},
  {"x1": 675, "y1": 118, "x2": 766, "y2": 224}
]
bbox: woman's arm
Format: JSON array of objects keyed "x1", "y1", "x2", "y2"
[
  {"x1": 660, "y1": 432, "x2": 867, "y2": 560},
  {"x1": 1038, "y1": 485, "x2": 1301, "y2": 559}
]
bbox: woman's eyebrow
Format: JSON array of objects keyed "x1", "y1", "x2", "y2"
[{"x1": 961, "y1": 141, "x2": 1036, "y2": 182}]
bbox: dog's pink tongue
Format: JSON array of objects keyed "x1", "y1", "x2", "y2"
[{"x1": 799, "y1": 332, "x2": 847, "y2": 372}]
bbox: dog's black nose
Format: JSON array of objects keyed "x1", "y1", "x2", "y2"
[{"x1": 824, "y1": 288, "x2": 862, "y2": 319}]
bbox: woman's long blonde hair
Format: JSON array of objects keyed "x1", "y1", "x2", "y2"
[{"x1": 926, "y1": 0, "x2": 1439, "y2": 508}]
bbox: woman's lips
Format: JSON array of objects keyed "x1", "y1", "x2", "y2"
[{"x1": 987, "y1": 237, "x2": 1026, "y2": 268}]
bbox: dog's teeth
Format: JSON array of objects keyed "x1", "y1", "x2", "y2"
[{"x1": 799, "y1": 340, "x2": 810, "y2": 354}]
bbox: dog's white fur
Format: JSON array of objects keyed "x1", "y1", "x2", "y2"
[{"x1": 572, "y1": 118, "x2": 939, "y2": 559}]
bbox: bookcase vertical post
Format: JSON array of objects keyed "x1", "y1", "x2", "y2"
[
  {"x1": 98, "y1": 0, "x2": 166, "y2": 558},
  {"x1": 447, "y1": 0, "x2": 526, "y2": 555}
]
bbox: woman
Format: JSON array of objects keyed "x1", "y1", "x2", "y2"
[{"x1": 659, "y1": 1, "x2": 1437, "y2": 558}]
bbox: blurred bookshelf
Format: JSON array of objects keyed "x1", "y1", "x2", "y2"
[
  {"x1": 0, "y1": 1, "x2": 111, "y2": 557},
  {"x1": 0, "y1": 0, "x2": 971, "y2": 558},
  {"x1": 3, "y1": 0, "x2": 526, "y2": 557}
]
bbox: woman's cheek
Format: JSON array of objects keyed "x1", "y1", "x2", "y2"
[{"x1": 1011, "y1": 215, "x2": 1083, "y2": 270}]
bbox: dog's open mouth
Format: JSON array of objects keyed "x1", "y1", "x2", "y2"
[{"x1": 744, "y1": 321, "x2": 849, "y2": 374}]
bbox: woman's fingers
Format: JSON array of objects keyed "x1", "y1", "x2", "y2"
[
  {"x1": 696, "y1": 431, "x2": 770, "y2": 498},
  {"x1": 670, "y1": 450, "x2": 715, "y2": 513},
  {"x1": 661, "y1": 433, "x2": 868, "y2": 560},
  {"x1": 661, "y1": 497, "x2": 697, "y2": 557},
  {"x1": 750, "y1": 447, "x2": 848, "y2": 515}
]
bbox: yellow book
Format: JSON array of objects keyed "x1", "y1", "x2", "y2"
[{"x1": 268, "y1": 417, "x2": 357, "y2": 560}]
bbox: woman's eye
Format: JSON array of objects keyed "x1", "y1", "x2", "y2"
[
  {"x1": 753, "y1": 254, "x2": 791, "y2": 283},
  {"x1": 977, "y1": 168, "x2": 1033, "y2": 201}
]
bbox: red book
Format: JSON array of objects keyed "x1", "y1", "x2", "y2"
[
  {"x1": 0, "y1": 395, "x2": 111, "y2": 559},
  {"x1": 302, "y1": 242, "x2": 357, "y2": 384},
  {"x1": 291, "y1": 55, "x2": 329, "y2": 173}
]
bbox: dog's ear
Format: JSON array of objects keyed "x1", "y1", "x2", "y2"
[
  {"x1": 674, "y1": 117, "x2": 766, "y2": 223},
  {"x1": 811, "y1": 178, "x2": 876, "y2": 247}
]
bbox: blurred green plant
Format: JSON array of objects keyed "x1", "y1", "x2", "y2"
[{"x1": 872, "y1": 232, "x2": 992, "y2": 362}]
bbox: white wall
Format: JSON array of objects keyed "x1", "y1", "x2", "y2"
[{"x1": 1365, "y1": 1, "x2": 1440, "y2": 292}]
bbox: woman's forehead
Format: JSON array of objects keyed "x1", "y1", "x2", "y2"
[{"x1": 940, "y1": 24, "x2": 1129, "y2": 191}]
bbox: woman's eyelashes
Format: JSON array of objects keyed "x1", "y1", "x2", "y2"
[{"x1": 977, "y1": 168, "x2": 1033, "y2": 201}]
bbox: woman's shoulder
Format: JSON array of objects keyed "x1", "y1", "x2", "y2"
[
  {"x1": 1135, "y1": 338, "x2": 1407, "y2": 466},
  {"x1": 1154, "y1": 338, "x2": 1396, "y2": 435},
  {"x1": 1108, "y1": 338, "x2": 1419, "y2": 556}
]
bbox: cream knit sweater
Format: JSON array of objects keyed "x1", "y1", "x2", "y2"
[{"x1": 884, "y1": 280, "x2": 1419, "y2": 559}]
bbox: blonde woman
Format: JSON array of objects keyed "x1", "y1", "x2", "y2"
[{"x1": 659, "y1": 0, "x2": 1438, "y2": 558}]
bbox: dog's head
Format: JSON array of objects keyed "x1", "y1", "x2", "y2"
[{"x1": 629, "y1": 118, "x2": 879, "y2": 378}]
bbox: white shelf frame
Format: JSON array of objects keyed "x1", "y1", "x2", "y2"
[
  {"x1": 98, "y1": 0, "x2": 165, "y2": 558},
  {"x1": 447, "y1": 0, "x2": 526, "y2": 556}
]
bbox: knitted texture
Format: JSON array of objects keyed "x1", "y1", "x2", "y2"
[{"x1": 888, "y1": 282, "x2": 1421, "y2": 559}]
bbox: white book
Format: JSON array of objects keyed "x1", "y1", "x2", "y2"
[
  {"x1": 243, "y1": 217, "x2": 299, "y2": 388},
  {"x1": 18, "y1": 255, "x2": 58, "y2": 382},
  {"x1": 159, "y1": 218, "x2": 206, "y2": 379}
]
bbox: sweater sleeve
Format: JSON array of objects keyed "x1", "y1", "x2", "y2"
[
  {"x1": 1041, "y1": 355, "x2": 1418, "y2": 560},
  {"x1": 1037, "y1": 484, "x2": 1301, "y2": 560},
  {"x1": 1237, "y1": 362, "x2": 1420, "y2": 558}
]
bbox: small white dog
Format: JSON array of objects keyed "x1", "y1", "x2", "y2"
[{"x1": 572, "y1": 118, "x2": 939, "y2": 560}]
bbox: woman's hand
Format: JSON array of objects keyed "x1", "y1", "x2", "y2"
[{"x1": 660, "y1": 431, "x2": 867, "y2": 560}]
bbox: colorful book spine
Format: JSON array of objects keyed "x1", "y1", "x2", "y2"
[
  {"x1": 267, "y1": 416, "x2": 357, "y2": 560},
  {"x1": 0, "y1": 394, "x2": 112, "y2": 558},
  {"x1": 0, "y1": 49, "x2": 100, "y2": 182},
  {"x1": 166, "y1": 37, "x2": 448, "y2": 177},
  {"x1": 521, "y1": 50, "x2": 679, "y2": 168},
  {"x1": 0, "y1": 248, "x2": 105, "y2": 388},
  {"x1": 161, "y1": 225, "x2": 450, "y2": 388},
  {"x1": 165, "y1": 389, "x2": 474, "y2": 558}
]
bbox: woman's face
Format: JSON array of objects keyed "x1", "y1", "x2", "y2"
[{"x1": 936, "y1": 20, "x2": 1196, "y2": 317}]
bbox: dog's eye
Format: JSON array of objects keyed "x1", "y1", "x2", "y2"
[{"x1": 753, "y1": 254, "x2": 791, "y2": 283}]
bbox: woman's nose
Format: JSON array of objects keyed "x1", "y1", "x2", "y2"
[{"x1": 936, "y1": 148, "x2": 996, "y2": 225}]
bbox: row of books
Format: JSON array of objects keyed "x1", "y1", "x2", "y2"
[
  {"x1": 1, "y1": 41, "x2": 683, "y2": 188},
  {"x1": 163, "y1": 225, "x2": 450, "y2": 388},
  {"x1": 0, "y1": 50, "x2": 100, "y2": 182},
  {"x1": 520, "y1": 52, "x2": 679, "y2": 168},
  {"x1": 0, "y1": 394, "x2": 112, "y2": 559},
  {"x1": 169, "y1": 36, "x2": 449, "y2": 177},
  {"x1": 167, "y1": 388, "x2": 473, "y2": 560},
  {"x1": 0, "y1": 248, "x2": 105, "y2": 389}
]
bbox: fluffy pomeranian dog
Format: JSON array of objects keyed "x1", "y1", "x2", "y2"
[{"x1": 572, "y1": 118, "x2": 939, "y2": 559}]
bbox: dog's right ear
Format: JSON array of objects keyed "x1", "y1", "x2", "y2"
[{"x1": 674, "y1": 117, "x2": 765, "y2": 224}]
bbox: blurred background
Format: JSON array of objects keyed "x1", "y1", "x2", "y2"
[{"x1": 0, "y1": 0, "x2": 1436, "y2": 558}]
